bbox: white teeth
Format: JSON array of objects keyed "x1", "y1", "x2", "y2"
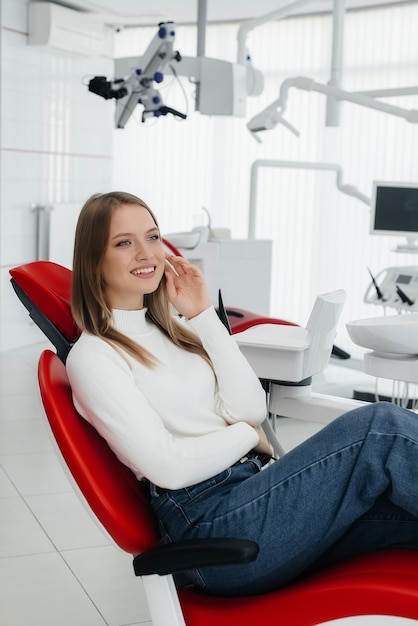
[{"x1": 131, "y1": 267, "x2": 155, "y2": 275}]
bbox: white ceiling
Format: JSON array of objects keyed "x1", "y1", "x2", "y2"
[{"x1": 65, "y1": 0, "x2": 414, "y2": 26}]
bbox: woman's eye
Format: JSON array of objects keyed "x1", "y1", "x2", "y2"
[
  {"x1": 147, "y1": 235, "x2": 160, "y2": 241},
  {"x1": 116, "y1": 240, "x2": 131, "y2": 247}
]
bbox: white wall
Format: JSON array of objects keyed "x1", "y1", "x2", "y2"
[
  {"x1": 112, "y1": 6, "x2": 418, "y2": 359},
  {"x1": 0, "y1": 0, "x2": 114, "y2": 351}
]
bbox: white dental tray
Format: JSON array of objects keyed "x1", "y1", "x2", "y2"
[{"x1": 346, "y1": 313, "x2": 418, "y2": 355}]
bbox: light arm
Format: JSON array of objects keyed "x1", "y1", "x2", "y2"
[
  {"x1": 248, "y1": 159, "x2": 371, "y2": 238},
  {"x1": 247, "y1": 76, "x2": 418, "y2": 141}
]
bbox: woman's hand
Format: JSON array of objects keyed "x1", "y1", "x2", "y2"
[
  {"x1": 252, "y1": 426, "x2": 274, "y2": 458},
  {"x1": 164, "y1": 255, "x2": 211, "y2": 319}
]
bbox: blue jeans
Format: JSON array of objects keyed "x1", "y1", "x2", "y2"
[{"x1": 149, "y1": 402, "x2": 418, "y2": 595}]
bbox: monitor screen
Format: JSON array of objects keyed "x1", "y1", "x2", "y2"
[{"x1": 371, "y1": 182, "x2": 418, "y2": 238}]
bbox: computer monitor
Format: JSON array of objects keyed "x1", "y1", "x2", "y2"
[{"x1": 370, "y1": 181, "x2": 418, "y2": 252}]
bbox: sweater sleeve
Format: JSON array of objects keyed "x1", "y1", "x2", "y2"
[
  {"x1": 187, "y1": 306, "x2": 267, "y2": 426},
  {"x1": 66, "y1": 337, "x2": 259, "y2": 490}
]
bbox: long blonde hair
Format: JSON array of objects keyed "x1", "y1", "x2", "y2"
[{"x1": 71, "y1": 191, "x2": 212, "y2": 368}]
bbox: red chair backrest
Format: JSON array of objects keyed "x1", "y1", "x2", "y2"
[{"x1": 38, "y1": 349, "x2": 160, "y2": 555}]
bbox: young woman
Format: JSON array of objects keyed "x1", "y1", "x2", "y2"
[{"x1": 66, "y1": 191, "x2": 418, "y2": 596}]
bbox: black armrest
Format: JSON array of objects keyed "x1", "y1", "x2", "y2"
[{"x1": 133, "y1": 537, "x2": 259, "y2": 576}]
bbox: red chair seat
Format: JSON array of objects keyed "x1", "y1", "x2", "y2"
[{"x1": 180, "y1": 549, "x2": 418, "y2": 625}]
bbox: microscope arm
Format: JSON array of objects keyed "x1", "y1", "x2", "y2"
[{"x1": 89, "y1": 22, "x2": 184, "y2": 128}]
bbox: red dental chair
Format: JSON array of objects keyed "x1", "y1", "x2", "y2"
[{"x1": 9, "y1": 261, "x2": 418, "y2": 625}]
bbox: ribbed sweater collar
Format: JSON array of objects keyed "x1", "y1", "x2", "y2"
[{"x1": 111, "y1": 308, "x2": 151, "y2": 335}]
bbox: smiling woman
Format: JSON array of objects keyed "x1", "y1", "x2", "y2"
[{"x1": 66, "y1": 190, "x2": 418, "y2": 598}]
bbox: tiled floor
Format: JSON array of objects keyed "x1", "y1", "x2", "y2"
[
  {"x1": 0, "y1": 341, "x2": 153, "y2": 626},
  {"x1": 0, "y1": 342, "x2": 416, "y2": 625}
]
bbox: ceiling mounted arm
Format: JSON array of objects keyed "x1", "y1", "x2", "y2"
[
  {"x1": 247, "y1": 76, "x2": 418, "y2": 141},
  {"x1": 236, "y1": 0, "x2": 322, "y2": 65}
]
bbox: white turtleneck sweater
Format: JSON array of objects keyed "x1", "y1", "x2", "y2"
[{"x1": 66, "y1": 306, "x2": 266, "y2": 489}]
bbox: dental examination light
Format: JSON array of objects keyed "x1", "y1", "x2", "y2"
[
  {"x1": 247, "y1": 98, "x2": 300, "y2": 142},
  {"x1": 88, "y1": 22, "x2": 185, "y2": 128},
  {"x1": 247, "y1": 76, "x2": 418, "y2": 142}
]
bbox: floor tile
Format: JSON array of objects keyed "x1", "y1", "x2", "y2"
[
  {"x1": 0, "y1": 419, "x2": 52, "y2": 455},
  {"x1": 0, "y1": 451, "x2": 72, "y2": 496},
  {"x1": 0, "y1": 391, "x2": 45, "y2": 421},
  {"x1": 14, "y1": 341, "x2": 50, "y2": 366},
  {"x1": 0, "y1": 349, "x2": 29, "y2": 375},
  {"x1": 0, "y1": 369, "x2": 39, "y2": 396},
  {"x1": 0, "y1": 552, "x2": 107, "y2": 626},
  {"x1": 62, "y1": 545, "x2": 152, "y2": 626},
  {"x1": 0, "y1": 497, "x2": 54, "y2": 557},
  {"x1": 0, "y1": 464, "x2": 19, "y2": 497},
  {"x1": 25, "y1": 492, "x2": 109, "y2": 551},
  {"x1": 119, "y1": 623, "x2": 152, "y2": 626}
]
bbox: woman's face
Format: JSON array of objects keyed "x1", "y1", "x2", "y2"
[{"x1": 101, "y1": 203, "x2": 166, "y2": 310}]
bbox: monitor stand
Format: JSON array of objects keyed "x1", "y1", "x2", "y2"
[{"x1": 395, "y1": 236, "x2": 418, "y2": 253}]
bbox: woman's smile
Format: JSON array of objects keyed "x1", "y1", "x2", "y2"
[{"x1": 130, "y1": 265, "x2": 157, "y2": 277}]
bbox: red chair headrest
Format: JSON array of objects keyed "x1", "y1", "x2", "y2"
[{"x1": 10, "y1": 261, "x2": 80, "y2": 342}]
